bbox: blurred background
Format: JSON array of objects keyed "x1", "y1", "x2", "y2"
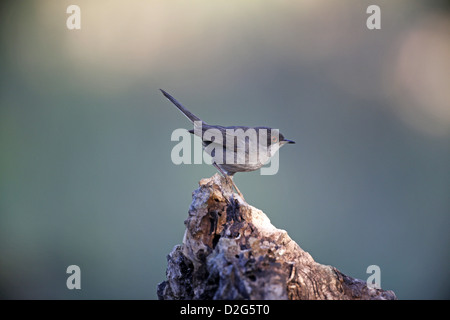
[{"x1": 1, "y1": 0, "x2": 449, "y2": 299}]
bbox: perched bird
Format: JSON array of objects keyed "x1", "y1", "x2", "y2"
[{"x1": 161, "y1": 89, "x2": 294, "y2": 200}]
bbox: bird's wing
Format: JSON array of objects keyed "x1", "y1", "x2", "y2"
[{"x1": 189, "y1": 125, "x2": 263, "y2": 154}]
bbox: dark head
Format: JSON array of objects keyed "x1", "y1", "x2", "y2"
[
  {"x1": 275, "y1": 133, "x2": 295, "y2": 146},
  {"x1": 258, "y1": 127, "x2": 295, "y2": 147}
]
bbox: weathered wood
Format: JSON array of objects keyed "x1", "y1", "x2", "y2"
[{"x1": 157, "y1": 174, "x2": 396, "y2": 300}]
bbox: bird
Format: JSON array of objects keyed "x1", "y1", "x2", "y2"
[{"x1": 160, "y1": 89, "x2": 294, "y2": 201}]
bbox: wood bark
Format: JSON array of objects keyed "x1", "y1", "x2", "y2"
[{"x1": 157, "y1": 174, "x2": 397, "y2": 300}]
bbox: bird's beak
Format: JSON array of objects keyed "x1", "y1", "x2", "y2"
[{"x1": 283, "y1": 139, "x2": 295, "y2": 144}]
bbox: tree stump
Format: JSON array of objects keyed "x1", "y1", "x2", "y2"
[{"x1": 157, "y1": 174, "x2": 397, "y2": 300}]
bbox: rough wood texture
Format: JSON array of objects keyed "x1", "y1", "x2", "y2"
[{"x1": 157, "y1": 174, "x2": 397, "y2": 300}]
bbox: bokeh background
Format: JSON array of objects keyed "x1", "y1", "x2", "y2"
[{"x1": 1, "y1": 0, "x2": 449, "y2": 299}]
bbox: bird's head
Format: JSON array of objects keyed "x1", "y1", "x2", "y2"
[{"x1": 260, "y1": 127, "x2": 295, "y2": 147}]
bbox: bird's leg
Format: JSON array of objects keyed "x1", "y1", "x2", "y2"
[
  {"x1": 228, "y1": 175, "x2": 245, "y2": 201},
  {"x1": 212, "y1": 162, "x2": 245, "y2": 201}
]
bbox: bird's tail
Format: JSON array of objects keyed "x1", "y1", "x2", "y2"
[{"x1": 160, "y1": 89, "x2": 203, "y2": 124}]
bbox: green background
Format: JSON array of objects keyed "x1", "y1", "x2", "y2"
[{"x1": 1, "y1": 0, "x2": 449, "y2": 299}]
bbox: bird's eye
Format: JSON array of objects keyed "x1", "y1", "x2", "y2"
[{"x1": 272, "y1": 136, "x2": 278, "y2": 142}]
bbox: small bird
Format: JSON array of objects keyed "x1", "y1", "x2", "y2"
[{"x1": 161, "y1": 89, "x2": 294, "y2": 200}]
